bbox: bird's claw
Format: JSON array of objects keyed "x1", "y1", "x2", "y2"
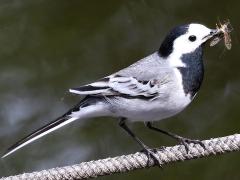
[
  {"x1": 177, "y1": 137, "x2": 205, "y2": 153},
  {"x1": 141, "y1": 147, "x2": 163, "y2": 168}
]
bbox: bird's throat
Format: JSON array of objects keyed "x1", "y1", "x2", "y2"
[{"x1": 177, "y1": 47, "x2": 204, "y2": 98}]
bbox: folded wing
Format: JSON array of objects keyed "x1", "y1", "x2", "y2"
[
  {"x1": 69, "y1": 52, "x2": 172, "y2": 98},
  {"x1": 69, "y1": 75, "x2": 161, "y2": 98}
]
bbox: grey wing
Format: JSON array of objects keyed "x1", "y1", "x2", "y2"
[{"x1": 69, "y1": 52, "x2": 173, "y2": 98}]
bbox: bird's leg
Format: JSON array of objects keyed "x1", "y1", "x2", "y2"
[
  {"x1": 119, "y1": 118, "x2": 161, "y2": 167},
  {"x1": 145, "y1": 122, "x2": 205, "y2": 152}
]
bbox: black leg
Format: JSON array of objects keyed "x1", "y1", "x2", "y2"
[
  {"x1": 145, "y1": 122, "x2": 205, "y2": 152},
  {"x1": 119, "y1": 118, "x2": 161, "y2": 166}
]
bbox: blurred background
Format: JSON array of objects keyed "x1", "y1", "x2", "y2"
[{"x1": 0, "y1": 0, "x2": 239, "y2": 179}]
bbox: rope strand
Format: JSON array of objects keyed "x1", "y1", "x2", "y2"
[{"x1": 1, "y1": 134, "x2": 240, "y2": 180}]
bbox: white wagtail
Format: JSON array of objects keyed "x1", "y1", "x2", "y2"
[{"x1": 2, "y1": 23, "x2": 224, "y2": 161}]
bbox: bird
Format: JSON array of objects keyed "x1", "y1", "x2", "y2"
[{"x1": 2, "y1": 23, "x2": 222, "y2": 162}]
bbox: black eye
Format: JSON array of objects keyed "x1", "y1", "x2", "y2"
[{"x1": 188, "y1": 35, "x2": 196, "y2": 42}]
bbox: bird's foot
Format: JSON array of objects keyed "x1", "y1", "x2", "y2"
[
  {"x1": 176, "y1": 136, "x2": 205, "y2": 153},
  {"x1": 141, "y1": 146, "x2": 163, "y2": 168}
]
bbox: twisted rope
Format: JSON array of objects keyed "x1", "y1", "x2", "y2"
[{"x1": 1, "y1": 134, "x2": 240, "y2": 180}]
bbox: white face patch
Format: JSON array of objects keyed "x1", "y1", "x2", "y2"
[{"x1": 173, "y1": 24, "x2": 212, "y2": 55}]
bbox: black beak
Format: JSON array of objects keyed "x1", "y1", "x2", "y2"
[
  {"x1": 210, "y1": 29, "x2": 220, "y2": 36},
  {"x1": 202, "y1": 29, "x2": 221, "y2": 41}
]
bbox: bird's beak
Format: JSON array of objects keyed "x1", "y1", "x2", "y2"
[{"x1": 202, "y1": 29, "x2": 221, "y2": 42}]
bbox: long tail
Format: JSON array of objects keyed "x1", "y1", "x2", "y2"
[{"x1": 2, "y1": 97, "x2": 107, "y2": 158}]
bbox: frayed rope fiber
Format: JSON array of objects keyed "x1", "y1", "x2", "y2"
[{"x1": 1, "y1": 134, "x2": 240, "y2": 180}]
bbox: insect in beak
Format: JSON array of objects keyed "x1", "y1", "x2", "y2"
[{"x1": 209, "y1": 20, "x2": 233, "y2": 50}]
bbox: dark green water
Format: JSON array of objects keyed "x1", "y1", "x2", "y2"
[{"x1": 0, "y1": 0, "x2": 239, "y2": 179}]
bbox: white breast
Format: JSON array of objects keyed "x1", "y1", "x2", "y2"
[
  {"x1": 107, "y1": 71, "x2": 192, "y2": 122},
  {"x1": 106, "y1": 53, "x2": 193, "y2": 122}
]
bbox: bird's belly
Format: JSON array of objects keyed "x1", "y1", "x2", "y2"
[{"x1": 109, "y1": 93, "x2": 192, "y2": 122}]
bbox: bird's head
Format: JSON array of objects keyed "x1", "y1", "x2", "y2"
[{"x1": 159, "y1": 23, "x2": 219, "y2": 59}]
